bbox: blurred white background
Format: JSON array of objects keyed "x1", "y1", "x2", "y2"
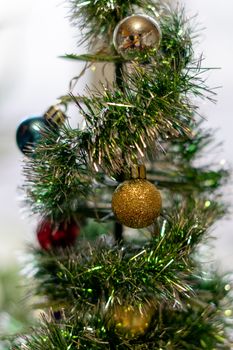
[{"x1": 0, "y1": 0, "x2": 232, "y2": 269}]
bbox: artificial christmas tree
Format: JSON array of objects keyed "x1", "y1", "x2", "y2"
[{"x1": 11, "y1": 0, "x2": 233, "y2": 349}]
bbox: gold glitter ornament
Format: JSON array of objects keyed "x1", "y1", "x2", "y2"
[
  {"x1": 112, "y1": 166, "x2": 162, "y2": 228},
  {"x1": 110, "y1": 303, "x2": 154, "y2": 339},
  {"x1": 113, "y1": 14, "x2": 161, "y2": 59}
]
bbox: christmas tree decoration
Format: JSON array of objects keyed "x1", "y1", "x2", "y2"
[
  {"x1": 44, "y1": 105, "x2": 67, "y2": 126},
  {"x1": 112, "y1": 165, "x2": 162, "y2": 228},
  {"x1": 110, "y1": 303, "x2": 153, "y2": 339},
  {"x1": 16, "y1": 116, "x2": 48, "y2": 156},
  {"x1": 113, "y1": 14, "x2": 161, "y2": 58},
  {"x1": 16, "y1": 105, "x2": 65, "y2": 157},
  {"x1": 36, "y1": 218, "x2": 80, "y2": 250},
  {"x1": 12, "y1": 1, "x2": 233, "y2": 349}
]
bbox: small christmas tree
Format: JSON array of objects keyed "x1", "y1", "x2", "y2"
[{"x1": 12, "y1": 0, "x2": 232, "y2": 349}]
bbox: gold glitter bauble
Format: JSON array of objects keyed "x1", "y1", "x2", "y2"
[
  {"x1": 112, "y1": 179, "x2": 162, "y2": 228},
  {"x1": 111, "y1": 303, "x2": 153, "y2": 339},
  {"x1": 113, "y1": 14, "x2": 161, "y2": 58}
]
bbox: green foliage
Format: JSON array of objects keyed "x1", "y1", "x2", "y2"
[
  {"x1": 160, "y1": 7, "x2": 193, "y2": 71},
  {"x1": 61, "y1": 53, "x2": 123, "y2": 63},
  {"x1": 22, "y1": 126, "x2": 95, "y2": 222},
  {"x1": 149, "y1": 124, "x2": 229, "y2": 194},
  {"x1": 22, "y1": 7, "x2": 223, "y2": 221},
  {"x1": 12, "y1": 274, "x2": 233, "y2": 349},
  {"x1": 0, "y1": 269, "x2": 33, "y2": 350},
  {"x1": 23, "y1": 115, "x2": 228, "y2": 221},
  {"x1": 28, "y1": 198, "x2": 224, "y2": 311},
  {"x1": 64, "y1": 8, "x2": 214, "y2": 175},
  {"x1": 22, "y1": 2, "x2": 219, "y2": 215},
  {"x1": 79, "y1": 61, "x2": 214, "y2": 175}
]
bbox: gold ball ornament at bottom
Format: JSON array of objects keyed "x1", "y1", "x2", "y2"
[
  {"x1": 111, "y1": 303, "x2": 153, "y2": 339},
  {"x1": 112, "y1": 179, "x2": 162, "y2": 228}
]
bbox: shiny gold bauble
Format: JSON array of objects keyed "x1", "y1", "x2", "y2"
[
  {"x1": 113, "y1": 14, "x2": 161, "y2": 58},
  {"x1": 111, "y1": 303, "x2": 153, "y2": 338},
  {"x1": 112, "y1": 179, "x2": 162, "y2": 228}
]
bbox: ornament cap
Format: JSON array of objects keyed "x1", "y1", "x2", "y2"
[
  {"x1": 131, "y1": 164, "x2": 146, "y2": 179},
  {"x1": 44, "y1": 105, "x2": 67, "y2": 126}
]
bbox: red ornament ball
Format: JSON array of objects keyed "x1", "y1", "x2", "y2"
[{"x1": 36, "y1": 218, "x2": 80, "y2": 250}]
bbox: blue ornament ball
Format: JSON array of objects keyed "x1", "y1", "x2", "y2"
[{"x1": 16, "y1": 116, "x2": 48, "y2": 156}]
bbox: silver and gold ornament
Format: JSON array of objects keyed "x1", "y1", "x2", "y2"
[{"x1": 113, "y1": 14, "x2": 161, "y2": 58}]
